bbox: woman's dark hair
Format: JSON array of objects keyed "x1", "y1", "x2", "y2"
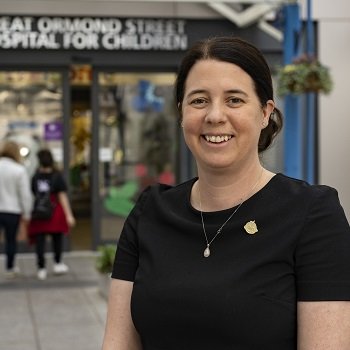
[
  {"x1": 175, "y1": 36, "x2": 283, "y2": 152},
  {"x1": 37, "y1": 149, "x2": 55, "y2": 169}
]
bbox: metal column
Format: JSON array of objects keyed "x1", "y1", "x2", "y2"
[
  {"x1": 283, "y1": 3, "x2": 303, "y2": 179},
  {"x1": 305, "y1": 0, "x2": 316, "y2": 184}
]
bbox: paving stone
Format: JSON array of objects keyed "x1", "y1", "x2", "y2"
[{"x1": 0, "y1": 252, "x2": 107, "y2": 350}]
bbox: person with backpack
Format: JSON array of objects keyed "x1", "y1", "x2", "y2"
[
  {"x1": 0, "y1": 140, "x2": 32, "y2": 278},
  {"x1": 28, "y1": 148, "x2": 75, "y2": 280}
]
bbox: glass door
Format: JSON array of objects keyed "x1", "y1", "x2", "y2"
[
  {"x1": 0, "y1": 70, "x2": 64, "y2": 174},
  {"x1": 68, "y1": 65, "x2": 93, "y2": 250},
  {"x1": 96, "y1": 72, "x2": 178, "y2": 243},
  {"x1": 0, "y1": 69, "x2": 65, "y2": 252}
]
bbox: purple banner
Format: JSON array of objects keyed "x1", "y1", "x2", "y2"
[{"x1": 44, "y1": 121, "x2": 63, "y2": 141}]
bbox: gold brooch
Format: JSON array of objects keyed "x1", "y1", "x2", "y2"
[{"x1": 244, "y1": 220, "x2": 258, "y2": 235}]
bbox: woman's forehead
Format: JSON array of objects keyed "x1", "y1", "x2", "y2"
[{"x1": 184, "y1": 59, "x2": 255, "y2": 94}]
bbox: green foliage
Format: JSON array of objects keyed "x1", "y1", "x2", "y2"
[
  {"x1": 277, "y1": 55, "x2": 333, "y2": 96},
  {"x1": 95, "y1": 244, "x2": 117, "y2": 274}
]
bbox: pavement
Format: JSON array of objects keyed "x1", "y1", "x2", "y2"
[{"x1": 0, "y1": 251, "x2": 108, "y2": 350}]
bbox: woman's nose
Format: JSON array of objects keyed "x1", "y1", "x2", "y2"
[{"x1": 204, "y1": 102, "x2": 226, "y2": 124}]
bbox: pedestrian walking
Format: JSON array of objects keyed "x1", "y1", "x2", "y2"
[
  {"x1": 28, "y1": 148, "x2": 75, "y2": 280},
  {"x1": 0, "y1": 140, "x2": 32, "y2": 278}
]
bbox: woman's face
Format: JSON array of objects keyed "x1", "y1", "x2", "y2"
[{"x1": 181, "y1": 59, "x2": 274, "y2": 173}]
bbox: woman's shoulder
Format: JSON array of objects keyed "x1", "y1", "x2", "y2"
[
  {"x1": 136, "y1": 178, "x2": 196, "y2": 209},
  {"x1": 269, "y1": 173, "x2": 342, "y2": 218},
  {"x1": 0, "y1": 157, "x2": 26, "y2": 172},
  {"x1": 273, "y1": 173, "x2": 338, "y2": 198},
  {"x1": 52, "y1": 170, "x2": 64, "y2": 178},
  {"x1": 262, "y1": 174, "x2": 348, "y2": 239},
  {"x1": 146, "y1": 177, "x2": 196, "y2": 198}
]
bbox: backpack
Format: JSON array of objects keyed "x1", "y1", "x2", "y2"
[
  {"x1": 31, "y1": 172, "x2": 57, "y2": 220},
  {"x1": 31, "y1": 191, "x2": 55, "y2": 220}
]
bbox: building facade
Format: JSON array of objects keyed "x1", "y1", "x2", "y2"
[
  {"x1": 0, "y1": 4, "x2": 283, "y2": 250},
  {"x1": 3, "y1": 1, "x2": 348, "y2": 250}
]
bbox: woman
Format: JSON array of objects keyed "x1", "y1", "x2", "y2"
[
  {"x1": 28, "y1": 149, "x2": 75, "y2": 280},
  {"x1": 102, "y1": 37, "x2": 350, "y2": 349},
  {"x1": 0, "y1": 140, "x2": 32, "y2": 278}
]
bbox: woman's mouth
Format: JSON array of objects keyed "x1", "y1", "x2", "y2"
[{"x1": 203, "y1": 135, "x2": 233, "y2": 143}]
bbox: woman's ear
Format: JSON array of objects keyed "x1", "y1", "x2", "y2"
[{"x1": 262, "y1": 100, "x2": 275, "y2": 127}]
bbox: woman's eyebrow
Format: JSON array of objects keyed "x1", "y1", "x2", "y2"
[
  {"x1": 225, "y1": 89, "x2": 248, "y2": 97},
  {"x1": 185, "y1": 89, "x2": 207, "y2": 98},
  {"x1": 186, "y1": 88, "x2": 248, "y2": 98}
]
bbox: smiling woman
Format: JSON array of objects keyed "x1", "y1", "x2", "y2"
[
  {"x1": 180, "y1": 58, "x2": 275, "y2": 176},
  {"x1": 102, "y1": 37, "x2": 350, "y2": 350}
]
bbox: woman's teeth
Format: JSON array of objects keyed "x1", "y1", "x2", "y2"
[{"x1": 204, "y1": 135, "x2": 232, "y2": 143}]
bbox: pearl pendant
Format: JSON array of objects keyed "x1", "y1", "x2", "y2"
[{"x1": 203, "y1": 246, "x2": 210, "y2": 257}]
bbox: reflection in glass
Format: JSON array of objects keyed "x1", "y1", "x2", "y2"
[
  {"x1": 98, "y1": 72, "x2": 178, "y2": 241},
  {"x1": 0, "y1": 71, "x2": 63, "y2": 176},
  {"x1": 68, "y1": 65, "x2": 92, "y2": 250}
]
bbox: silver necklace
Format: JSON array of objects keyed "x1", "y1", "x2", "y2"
[{"x1": 198, "y1": 168, "x2": 264, "y2": 258}]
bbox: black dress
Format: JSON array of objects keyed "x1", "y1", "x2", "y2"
[{"x1": 112, "y1": 174, "x2": 350, "y2": 350}]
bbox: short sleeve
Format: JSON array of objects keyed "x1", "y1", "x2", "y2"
[
  {"x1": 52, "y1": 172, "x2": 67, "y2": 193},
  {"x1": 296, "y1": 186, "x2": 350, "y2": 301},
  {"x1": 111, "y1": 187, "x2": 150, "y2": 282},
  {"x1": 31, "y1": 171, "x2": 67, "y2": 194}
]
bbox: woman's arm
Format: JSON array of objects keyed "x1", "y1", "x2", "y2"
[
  {"x1": 18, "y1": 168, "x2": 33, "y2": 220},
  {"x1": 102, "y1": 279, "x2": 142, "y2": 350},
  {"x1": 298, "y1": 301, "x2": 350, "y2": 349},
  {"x1": 17, "y1": 217, "x2": 29, "y2": 241},
  {"x1": 57, "y1": 192, "x2": 76, "y2": 227}
]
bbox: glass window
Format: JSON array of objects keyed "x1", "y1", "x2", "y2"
[
  {"x1": 0, "y1": 71, "x2": 63, "y2": 176},
  {"x1": 98, "y1": 72, "x2": 178, "y2": 241},
  {"x1": 69, "y1": 64, "x2": 93, "y2": 250}
]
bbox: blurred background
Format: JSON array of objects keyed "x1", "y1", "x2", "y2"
[{"x1": 0, "y1": 0, "x2": 349, "y2": 253}]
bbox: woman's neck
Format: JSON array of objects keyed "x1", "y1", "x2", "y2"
[
  {"x1": 39, "y1": 167, "x2": 53, "y2": 173},
  {"x1": 192, "y1": 164, "x2": 274, "y2": 212}
]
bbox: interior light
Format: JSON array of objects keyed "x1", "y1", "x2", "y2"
[{"x1": 20, "y1": 146, "x2": 30, "y2": 157}]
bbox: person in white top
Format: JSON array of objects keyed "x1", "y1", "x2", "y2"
[{"x1": 0, "y1": 140, "x2": 32, "y2": 278}]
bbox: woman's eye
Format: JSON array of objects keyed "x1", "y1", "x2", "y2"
[
  {"x1": 228, "y1": 97, "x2": 243, "y2": 105},
  {"x1": 190, "y1": 98, "x2": 206, "y2": 106}
]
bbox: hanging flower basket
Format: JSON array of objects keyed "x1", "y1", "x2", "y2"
[{"x1": 277, "y1": 54, "x2": 333, "y2": 96}]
